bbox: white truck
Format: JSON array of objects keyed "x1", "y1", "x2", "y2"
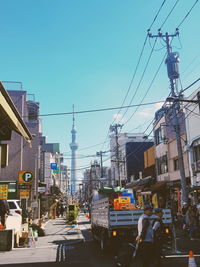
[{"x1": 91, "y1": 197, "x2": 173, "y2": 251}]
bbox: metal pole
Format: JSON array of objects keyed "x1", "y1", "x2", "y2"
[
  {"x1": 149, "y1": 30, "x2": 188, "y2": 204},
  {"x1": 197, "y1": 91, "x2": 200, "y2": 113},
  {"x1": 166, "y1": 33, "x2": 188, "y2": 205},
  {"x1": 96, "y1": 151, "x2": 107, "y2": 178},
  {"x1": 100, "y1": 152, "x2": 103, "y2": 178},
  {"x1": 110, "y1": 124, "x2": 123, "y2": 187},
  {"x1": 115, "y1": 126, "x2": 121, "y2": 187}
]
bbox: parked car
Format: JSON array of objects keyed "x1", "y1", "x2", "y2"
[{"x1": 7, "y1": 200, "x2": 22, "y2": 221}]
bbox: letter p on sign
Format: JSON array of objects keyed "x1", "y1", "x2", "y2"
[{"x1": 19, "y1": 171, "x2": 34, "y2": 183}]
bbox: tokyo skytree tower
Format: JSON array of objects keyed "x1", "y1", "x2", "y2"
[{"x1": 70, "y1": 105, "x2": 78, "y2": 194}]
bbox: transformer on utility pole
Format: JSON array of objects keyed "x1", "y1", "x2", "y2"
[
  {"x1": 110, "y1": 124, "x2": 123, "y2": 187},
  {"x1": 148, "y1": 29, "x2": 188, "y2": 205}
]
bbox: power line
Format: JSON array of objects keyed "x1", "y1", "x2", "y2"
[
  {"x1": 113, "y1": 0, "x2": 167, "y2": 125},
  {"x1": 118, "y1": 0, "x2": 182, "y2": 126},
  {"x1": 181, "y1": 77, "x2": 200, "y2": 93},
  {"x1": 67, "y1": 80, "x2": 200, "y2": 170},
  {"x1": 149, "y1": 0, "x2": 167, "y2": 29},
  {"x1": 160, "y1": 0, "x2": 180, "y2": 29},
  {"x1": 99, "y1": 0, "x2": 167, "y2": 152},
  {"x1": 66, "y1": 80, "x2": 200, "y2": 169},
  {"x1": 68, "y1": 97, "x2": 200, "y2": 172},
  {"x1": 119, "y1": 38, "x2": 158, "y2": 123},
  {"x1": 123, "y1": 51, "x2": 167, "y2": 126},
  {"x1": 36, "y1": 100, "x2": 164, "y2": 118},
  {"x1": 177, "y1": 0, "x2": 199, "y2": 28}
]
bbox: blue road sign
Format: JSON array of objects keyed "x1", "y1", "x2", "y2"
[{"x1": 50, "y1": 163, "x2": 58, "y2": 170}]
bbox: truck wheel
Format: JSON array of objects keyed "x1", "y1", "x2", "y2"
[
  {"x1": 100, "y1": 231, "x2": 107, "y2": 251},
  {"x1": 91, "y1": 228, "x2": 97, "y2": 242}
]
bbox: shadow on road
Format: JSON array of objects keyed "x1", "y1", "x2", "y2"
[
  {"x1": 1, "y1": 263, "x2": 69, "y2": 267},
  {"x1": 77, "y1": 221, "x2": 89, "y2": 225},
  {"x1": 52, "y1": 238, "x2": 84, "y2": 245}
]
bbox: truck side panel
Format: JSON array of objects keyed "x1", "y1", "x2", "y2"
[{"x1": 91, "y1": 197, "x2": 109, "y2": 228}]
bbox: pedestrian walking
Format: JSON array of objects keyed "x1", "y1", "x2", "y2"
[
  {"x1": 186, "y1": 205, "x2": 198, "y2": 240},
  {"x1": 56, "y1": 203, "x2": 61, "y2": 217},
  {"x1": 0, "y1": 199, "x2": 10, "y2": 227},
  {"x1": 60, "y1": 204, "x2": 64, "y2": 217},
  {"x1": 152, "y1": 208, "x2": 165, "y2": 267},
  {"x1": 136, "y1": 204, "x2": 155, "y2": 267}
]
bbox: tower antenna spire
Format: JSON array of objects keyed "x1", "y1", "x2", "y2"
[{"x1": 72, "y1": 104, "x2": 75, "y2": 129}]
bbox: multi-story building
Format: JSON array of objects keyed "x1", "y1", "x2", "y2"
[
  {"x1": 40, "y1": 136, "x2": 65, "y2": 193},
  {"x1": 110, "y1": 133, "x2": 154, "y2": 186},
  {"x1": 60, "y1": 165, "x2": 68, "y2": 194},
  {"x1": 0, "y1": 83, "x2": 32, "y2": 202},
  {"x1": 154, "y1": 104, "x2": 190, "y2": 210},
  {"x1": 185, "y1": 88, "x2": 200, "y2": 203},
  {"x1": 0, "y1": 90, "x2": 41, "y2": 216}
]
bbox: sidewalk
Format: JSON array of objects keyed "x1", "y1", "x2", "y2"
[{"x1": 0, "y1": 218, "x2": 70, "y2": 265}]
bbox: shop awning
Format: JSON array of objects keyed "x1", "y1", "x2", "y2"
[
  {"x1": 125, "y1": 176, "x2": 154, "y2": 190},
  {"x1": 0, "y1": 82, "x2": 32, "y2": 143},
  {"x1": 98, "y1": 186, "x2": 124, "y2": 194},
  {"x1": 149, "y1": 181, "x2": 167, "y2": 192}
]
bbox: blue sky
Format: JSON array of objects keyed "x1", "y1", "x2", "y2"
[{"x1": 1, "y1": 0, "x2": 200, "y2": 177}]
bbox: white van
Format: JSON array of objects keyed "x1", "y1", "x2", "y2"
[{"x1": 7, "y1": 199, "x2": 22, "y2": 218}]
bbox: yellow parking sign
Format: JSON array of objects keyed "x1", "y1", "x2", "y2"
[{"x1": 18, "y1": 171, "x2": 34, "y2": 183}]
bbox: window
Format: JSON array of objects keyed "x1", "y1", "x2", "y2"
[
  {"x1": 157, "y1": 155, "x2": 168, "y2": 175},
  {"x1": 8, "y1": 202, "x2": 17, "y2": 209},
  {"x1": 173, "y1": 158, "x2": 179, "y2": 171},
  {"x1": 155, "y1": 126, "x2": 165, "y2": 146}
]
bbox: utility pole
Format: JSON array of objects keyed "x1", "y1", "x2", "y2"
[
  {"x1": 197, "y1": 91, "x2": 200, "y2": 113},
  {"x1": 110, "y1": 124, "x2": 123, "y2": 187},
  {"x1": 96, "y1": 151, "x2": 107, "y2": 178},
  {"x1": 149, "y1": 29, "x2": 188, "y2": 205}
]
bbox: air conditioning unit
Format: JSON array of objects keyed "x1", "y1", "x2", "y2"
[
  {"x1": 191, "y1": 163, "x2": 196, "y2": 172},
  {"x1": 191, "y1": 161, "x2": 200, "y2": 173},
  {"x1": 163, "y1": 138, "x2": 168, "y2": 144},
  {"x1": 164, "y1": 176, "x2": 170, "y2": 181},
  {"x1": 196, "y1": 160, "x2": 200, "y2": 172}
]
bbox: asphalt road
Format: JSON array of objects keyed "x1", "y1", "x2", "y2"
[{"x1": 0, "y1": 213, "x2": 200, "y2": 267}]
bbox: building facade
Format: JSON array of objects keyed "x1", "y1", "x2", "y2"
[
  {"x1": 185, "y1": 88, "x2": 200, "y2": 203},
  {"x1": 154, "y1": 105, "x2": 190, "y2": 210},
  {"x1": 0, "y1": 90, "x2": 41, "y2": 204},
  {"x1": 110, "y1": 133, "x2": 154, "y2": 186}
]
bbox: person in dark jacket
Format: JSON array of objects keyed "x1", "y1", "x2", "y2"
[
  {"x1": 136, "y1": 204, "x2": 155, "y2": 267},
  {"x1": 0, "y1": 199, "x2": 10, "y2": 227},
  {"x1": 152, "y1": 208, "x2": 165, "y2": 266}
]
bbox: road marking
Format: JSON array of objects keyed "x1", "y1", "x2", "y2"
[
  {"x1": 11, "y1": 245, "x2": 57, "y2": 251},
  {"x1": 166, "y1": 254, "x2": 200, "y2": 258}
]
